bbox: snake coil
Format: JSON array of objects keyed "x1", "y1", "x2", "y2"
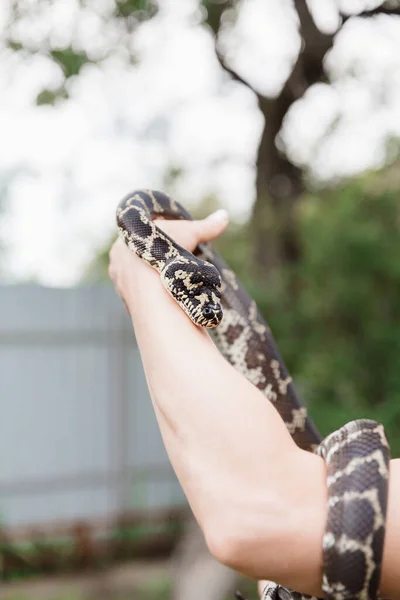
[{"x1": 116, "y1": 189, "x2": 390, "y2": 600}]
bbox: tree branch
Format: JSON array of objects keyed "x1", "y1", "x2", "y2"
[
  {"x1": 342, "y1": 2, "x2": 400, "y2": 21},
  {"x1": 214, "y1": 46, "x2": 260, "y2": 97}
]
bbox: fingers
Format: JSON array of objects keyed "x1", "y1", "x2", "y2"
[
  {"x1": 154, "y1": 220, "x2": 197, "y2": 251},
  {"x1": 108, "y1": 238, "x2": 138, "y2": 306},
  {"x1": 155, "y1": 209, "x2": 229, "y2": 252},
  {"x1": 108, "y1": 238, "x2": 131, "y2": 282},
  {"x1": 197, "y1": 209, "x2": 229, "y2": 244}
]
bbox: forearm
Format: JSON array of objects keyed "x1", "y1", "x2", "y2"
[
  {"x1": 123, "y1": 253, "x2": 327, "y2": 592},
  {"x1": 123, "y1": 253, "x2": 400, "y2": 599}
]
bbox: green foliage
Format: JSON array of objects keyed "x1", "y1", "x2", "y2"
[
  {"x1": 33, "y1": 49, "x2": 92, "y2": 104},
  {"x1": 36, "y1": 88, "x2": 68, "y2": 106},
  {"x1": 6, "y1": 40, "x2": 23, "y2": 52},
  {"x1": 50, "y1": 49, "x2": 91, "y2": 79},
  {"x1": 114, "y1": 0, "x2": 158, "y2": 20},
  {"x1": 4, "y1": 0, "x2": 159, "y2": 105},
  {"x1": 242, "y1": 181, "x2": 400, "y2": 454},
  {"x1": 202, "y1": 0, "x2": 232, "y2": 35}
]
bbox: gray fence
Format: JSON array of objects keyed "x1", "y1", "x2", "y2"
[{"x1": 0, "y1": 284, "x2": 185, "y2": 531}]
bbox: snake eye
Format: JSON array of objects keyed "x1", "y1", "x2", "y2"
[{"x1": 188, "y1": 290, "x2": 195, "y2": 298}]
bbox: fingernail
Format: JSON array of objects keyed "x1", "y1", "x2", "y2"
[{"x1": 206, "y1": 209, "x2": 229, "y2": 225}]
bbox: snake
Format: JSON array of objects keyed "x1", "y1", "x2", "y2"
[{"x1": 116, "y1": 189, "x2": 390, "y2": 600}]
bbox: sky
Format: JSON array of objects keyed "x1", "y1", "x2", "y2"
[{"x1": 1, "y1": 0, "x2": 400, "y2": 285}]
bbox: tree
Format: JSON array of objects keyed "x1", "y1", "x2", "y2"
[
  {"x1": 4, "y1": 0, "x2": 400, "y2": 279},
  {"x1": 206, "y1": 0, "x2": 400, "y2": 276}
]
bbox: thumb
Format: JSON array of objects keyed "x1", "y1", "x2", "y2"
[{"x1": 197, "y1": 209, "x2": 229, "y2": 244}]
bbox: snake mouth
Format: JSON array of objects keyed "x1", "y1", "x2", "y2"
[
  {"x1": 191, "y1": 304, "x2": 223, "y2": 328},
  {"x1": 164, "y1": 281, "x2": 223, "y2": 328},
  {"x1": 198, "y1": 316, "x2": 221, "y2": 328},
  {"x1": 175, "y1": 298, "x2": 222, "y2": 328}
]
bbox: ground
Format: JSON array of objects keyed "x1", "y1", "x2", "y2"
[
  {"x1": 0, "y1": 561, "x2": 171, "y2": 600},
  {"x1": 0, "y1": 560, "x2": 257, "y2": 600}
]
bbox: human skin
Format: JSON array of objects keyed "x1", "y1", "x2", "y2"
[{"x1": 108, "y1": 211, "x2": 400, "y2": 599}]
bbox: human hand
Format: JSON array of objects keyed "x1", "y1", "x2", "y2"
[
  {"x1": 154, "y1": 208, "x2": 229, "y2": 253},
  {"x1": 108, "y1": 208, "x2": 229, "y2": 309}
]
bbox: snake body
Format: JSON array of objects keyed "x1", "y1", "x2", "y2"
[{"x1": 116, "y1": 189, "x2": 390, "y2": 600}]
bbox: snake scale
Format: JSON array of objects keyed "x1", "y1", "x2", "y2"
[{"x1": 116, "y1": 189, "x2": 390, "y2": 600}]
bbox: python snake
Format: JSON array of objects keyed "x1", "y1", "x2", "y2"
[{"x1": 116, "y1": 189, "x2": 390, "y2": 600}]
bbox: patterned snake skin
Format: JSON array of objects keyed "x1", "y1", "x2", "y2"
[{"x1": 116, "y1": 189, "x2": 390, "y2": 600}]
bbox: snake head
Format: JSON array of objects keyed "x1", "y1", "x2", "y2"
[{"x1": 160, "y1": 257, "x2": 223, "y2": 328}]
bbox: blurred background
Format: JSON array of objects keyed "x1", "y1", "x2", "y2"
[{"x1": 2, "y1": 0, "x2": 400, "y2": 599}]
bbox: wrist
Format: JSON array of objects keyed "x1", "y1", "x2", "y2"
[{"x1": 123, "y1": 253, "x2": 160, "y2": 313}]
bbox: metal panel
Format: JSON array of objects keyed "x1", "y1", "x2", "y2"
[{"x1": 0, "y1": 284, "x2": 185, "y2": 528}]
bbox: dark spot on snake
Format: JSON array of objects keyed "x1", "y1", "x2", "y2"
[
  {"x1": 371, "y1": 526, "x2": 385, "y2": 564},
  {"x1": 368, "y1": 567, "x2": 380, "y2": 600},
  {"x1": 336, "y1": 498, "x2": 375, "y2": 541},
  {"x1": 245, "y1": 339, "x2": 265, "y2": 369},
  {"x1": 225, "y1": 324, "x2": 244, "y2": 345},
  {"x1": 324, "y1": 547, "x2": 366, "y2": 596},
  {"x1": 245, "y1": 353, "x2": 262, "y2": 370},
  {"x1": 117, "y1": 208, "x2": 153, "y2": 241},
  {"x1": 276, "y1": 587, "x2": 292, "y2": 600},
  {"x1": 136, "y1": 190, "x2": 153, "y2": 205},
  {"x1": 152, "y1": 237, "x2": 171, "y2": 261},
  {"x1": 135, "y1": 218, "x2": 153, "y2": 239},
  {"x1": 369, "y1": 526, "x2": 385, "y2": 598},
  {"x1": 152, "y1": 190, "x2": 182, "y2": 215}
]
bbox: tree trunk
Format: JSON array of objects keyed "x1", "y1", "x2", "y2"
[
  {"x1": 252, "y1": 93, "x2": 304, "y2": 276},
  {"x1": 251, "y1": 0, "x2": 334, "y2": 277}
]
